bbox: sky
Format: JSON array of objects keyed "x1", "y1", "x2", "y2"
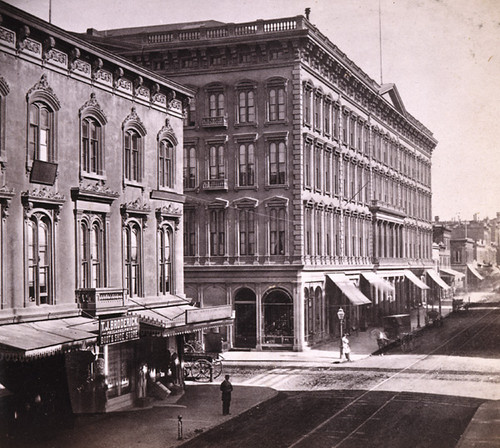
[{"x1": 5, "y1": 0, "x2": 500, "y2": 221}]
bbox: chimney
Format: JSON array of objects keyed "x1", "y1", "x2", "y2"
[{"x1": 305, "y1": 8, "x2": 311, "y2": 20}]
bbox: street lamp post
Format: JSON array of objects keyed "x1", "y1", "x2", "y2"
[{"x1": 337, "y1": 307, "x2": 345, "y2": 359}]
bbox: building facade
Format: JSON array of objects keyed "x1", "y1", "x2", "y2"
[
  {"x1": 85, "y1": 15, "x2": 438, "y2": 351},
  {"x1": 0, "y1": 1, "x2": 232, "y2": 416}
]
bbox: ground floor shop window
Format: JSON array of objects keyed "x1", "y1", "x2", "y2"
[
  {"x1": 107, "y1": 343, "x2": 134, "y2": 399},
  {"x1": 263, "y1": 289, "x2": 293, "y2": 345}
]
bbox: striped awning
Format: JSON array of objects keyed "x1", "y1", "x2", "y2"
[
  {"x1": 439, "y1": 268, "x2": 466, "y2": 279},
  {"x1": 326, "y1": 274, "x2": 371, "y2": 305},
  {"x1": 404, "y1": 270, "x2": 430, "y2": 290},
  {"x1": 361, "y1": 272, "x2": 395, "y2": 294},
  {"x1": 0, "y1": 317, "x2": 98, "y2": 361},
  {"x1": 467, "y1": 264, "x2": 484, "y2": 281},
  {"x1": 131, "y1": 304, "x2": 233, "y2": 337},
  {"x1": 426, "y1": 269, "x2": 451, "y2": 290}
]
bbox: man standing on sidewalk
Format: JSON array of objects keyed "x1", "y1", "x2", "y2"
[{"x1": 220, "y1": 375, "x2": 233, "y2": 415}]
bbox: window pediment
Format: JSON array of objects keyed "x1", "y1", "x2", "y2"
[
  {"x1": 26, "y1": 74, "x2": 60, "y2": 111},
  {"x1": 79, "y1": 92, "x2": 107, "y2": 124},
  {"x1": 122, "y1": 107, "x2": 146, "y2": 135}
]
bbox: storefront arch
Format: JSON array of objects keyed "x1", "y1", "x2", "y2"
[
  {"x1": 262, "y1": 288, "x2": 294, "y2": 348},
  {"x1": 234, "y1": 287, "x2": 256, "y2": 348}
]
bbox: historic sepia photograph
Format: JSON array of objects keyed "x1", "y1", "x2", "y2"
[{"x1": 0, "y1": 0, "x2": 499, "y2": 446}]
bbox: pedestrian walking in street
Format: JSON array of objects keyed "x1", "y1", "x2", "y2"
[
  {"x1": 342, "y1": 334, "x2": 351, "y2": 362},
  {"x1": 220, "y1": 374, "x2": 233, "y2": 415}
]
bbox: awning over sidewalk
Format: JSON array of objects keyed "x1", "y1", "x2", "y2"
[
  {"x1": 131, "y1": 304, "x2": 233, "y2": 337},
  {"x1": 361, "y1": 272, "x2": 395, "y2": 294},
  {"x1": 467, "y1": 264, "x2": 484, "y2": 281},
  {"x1": 0, "y1": 317, "x2": 98, "y2": 361},
  {"x1": 404, "y1": 270, "x2": 430, "y2": 290},
  {"x1": 439, "y1": 268, "x2": 466, "y2": 279},
  {"x1": 326, "y1": 274, "x2": 371, "y2": 305},
  {"x1": 426, "y1": 269, "x2": 451, "y2": 290}
]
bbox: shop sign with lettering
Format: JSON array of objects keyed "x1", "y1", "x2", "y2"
[{"x1": 99, "y1": 316, "x2": 139, "y2": 345}]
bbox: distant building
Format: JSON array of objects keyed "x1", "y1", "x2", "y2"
[
  {"x1": 84, "y1": 14, "x2": 438, "y2": 350},
  {"x1": 0, "y1": 1, "x2": 231, "y2": 415}
]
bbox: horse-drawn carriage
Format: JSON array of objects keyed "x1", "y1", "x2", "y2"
[
  {"x1": 373, "y1": 314, "x2": 416, "y2": 353},
  {"x1": 182, "y1": 337, "x2": 224, "y2": 382}
]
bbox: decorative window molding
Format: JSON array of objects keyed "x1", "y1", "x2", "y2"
[
  {"x1": 122, "y1": 107, "x2": 146, "y2": 187},
  {"x1": 79, "y1": 93, "x2": 107, "y2": 180}
]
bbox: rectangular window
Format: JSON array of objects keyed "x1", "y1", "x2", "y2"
[
  {"x1": 239, "y1": 209, "x2": 255, "y2": 256},
  {"x1": 270, "y1": 207, "x2": 286, "y2": 255},
  {"x1": 304, "y1": 141, "x2": 312, "y2": 188},
  {"x1": 210, "y1": 209, "x2": 226, "y2": 256},
  {"x1": 209, "y1": 92, "x2": 225, "y2": 117},
  {"x1": 209, "y1": 145, "x2": 225, "y2": 179},
  {"x1": 183, "y1": 145, "x2": 197, "y2": 189},
  {"x1": 238, "y1": 90, "x2": 255, "y2": 123},
  {"x1": 268, "y1": 86, "x2": 285, "y2": 121},
  {"x1": 314, "y1": 95, "x2": 322, "y2": 130},
  {"x1": 238, "y1": 143, "x2": 255, "y2": 187},
  {"x1": 324, "y1": 102, "x2": 331, "y2": 135},
  {"x1": 325, "y1": 151, "x2": 331, "y2": 193},
  {"x1": 183, "y1": 209, "x2": 196, "y2": 257},
  {"x1": 315, "y1": 146, "x2": 321, "y2": 190},
  {"x1": 269, "y1": 141, "x2": 286, "y2": 185},
  {"x1": 304, "y1": 87, "x2": 312, "y2": 125}
]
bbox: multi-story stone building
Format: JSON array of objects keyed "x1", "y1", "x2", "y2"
[
  {"x1": 84, "y1": 14, "x2": 438, "y2": 350},
  {"x1": 0, "y1": 1, "x2": 232, "y2": 416}
]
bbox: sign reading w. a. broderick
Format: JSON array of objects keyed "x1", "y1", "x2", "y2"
[{"x1": 99, "y1": 316, "x2": 140, "y2": 345}]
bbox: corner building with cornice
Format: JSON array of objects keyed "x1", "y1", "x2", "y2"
[{"x1": 84, "y1": 15, "x2": 438, "y2": 351}]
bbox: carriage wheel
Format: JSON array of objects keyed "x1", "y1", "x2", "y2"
[
  {"x1": 183, "y1": 363, "x2": 193, "y2": 379},
  {"x1": 212, "y1": 359, "x2": 223, "y2": 379},
  {"x1": 191, "y1": 359, "x2": 212, "y2": 382}
]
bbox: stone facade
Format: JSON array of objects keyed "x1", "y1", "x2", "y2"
[{"x1": 84, "y1": 15, "x2": 438, "y2": 350}]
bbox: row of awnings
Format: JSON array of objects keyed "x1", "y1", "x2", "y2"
[
  {"x1": 327, "y1": 268, "x2": 462, "y2": 307},
  {"x1": 0, "y1": 304, "x2": 234, "y2": 362}
]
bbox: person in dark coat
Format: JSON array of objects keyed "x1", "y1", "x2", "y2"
[{"x1": 220, "y1": 374, "x2": 233, "y2": 415}]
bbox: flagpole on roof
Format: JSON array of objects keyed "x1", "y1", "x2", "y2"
[
  {"x1": 379, "y1": 0, "x2": 383, "y2": 84},
  {"x1": 49, "y1": 0, "x2": 52, "y2": 23}
]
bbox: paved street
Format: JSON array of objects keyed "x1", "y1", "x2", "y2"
[
  {"x1": 1, "y1": 300, "x2": 498, "y2": 448},
  {"x1": 182, "y1": 303, "x2": 500, "y2": 448}
]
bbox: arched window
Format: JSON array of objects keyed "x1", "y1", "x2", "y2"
[
  {"x1": 124, "y1": 129, "x2": 141, "y2": 182},
  {"x1": 28, "y1": 213, "x2": 53, "y2": 305},
  {"x1": 82, "y1": 117, "x2": 102, "y2": 175},
  {"x1": 29, "y1": 102, "x2": 53, "y2": 162},
  {"x1": 122, "y1": 107, "x2": 146, "y2": 185},
  {"x1": 124, "y1": 222, "x2": 142, "y2": 297},
  {"x1": 158, "y1": 224, "x2": 172, "y2": 294},
  {"x1": 27, "y1": 75, "x2": 60, "y2": 170},
  {"x1": 80, "y1": 93, "x2": 107, "y2": 178},
  {"x1": 159, "y1": 139, "x2": 174, "y2": 188},
  {"x1": 80, "y1": 216, "x2": 104, "y2": 289}
]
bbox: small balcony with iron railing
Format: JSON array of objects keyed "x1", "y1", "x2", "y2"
[
  {"x1": 201, "y1": 115, "x2": 228, "y2": 128},
  {"x1": 202, "y1": 178, "x2": 228, "y2": 191},
  {"x1": 76, "y1": 288, "x2": 128, "y2": 317}
]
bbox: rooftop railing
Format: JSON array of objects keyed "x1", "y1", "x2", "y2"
[{"x1": 147, "y1": 16, "x2": 304, "y2": 44}]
